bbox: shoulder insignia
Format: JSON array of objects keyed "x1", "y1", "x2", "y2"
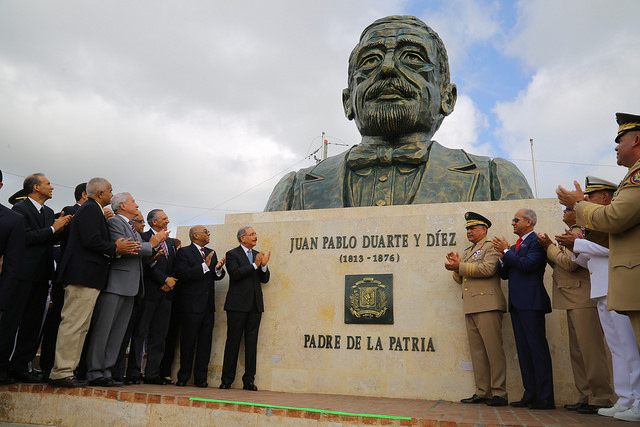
[{"x1": 631, "y1": 170, "x2": 640, "y2": 185}]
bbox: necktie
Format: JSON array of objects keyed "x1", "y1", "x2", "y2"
[
  {"x1": 515, "y1": 237, "x2": 523, "y2": 251},
  {"x1": 200, "y1": 248, "x2": 206, "y2": 260},
  {"x1": 128, "y1": 221, "x2": 139, "y2": 240},
  {"x1": 247, "y1": 250, "x2": 253, "y2": 263},
  {"x1": 160, "y1": 240, "x2": 169, "y2": 259}
]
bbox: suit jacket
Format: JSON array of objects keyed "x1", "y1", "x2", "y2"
[
  {"x1": 497, "y1": 232, "x2": 550, "y2": 313},
  {"x1": 575, "y1": 157, "x2": 640, "y2": 310},
  {"x1": 141, "y1": 230, "x2": 177, "y2": 301},
  {"x1": 0, "y1": 203, "x2": 25, "y2": 309},
  {"x1": 265, "y1": 141, "x2": 532, "y2": 211},
  {"x1": 452, "y1": 237, "x2": 506, "y2": 315},
  {"x1": 104, "y1": 215, "x2": 152, "y2": 297},
  {"x1": 57, "y1": 198, "x2": 117, "y2": 290},
  {"x1": 545, "y1": 226, "x2": 594, "y2": 310},
  {"x1": 223, "y1": 245, "x2": 270, "y2": 312},
  {"x1": 174, "y1": 243, "x2": 225, "y2": 313},
  {"x1": 12, "y1": 199, "x2": 57, "y2": 282}
]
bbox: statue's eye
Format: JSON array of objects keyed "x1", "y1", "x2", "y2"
[
  {"x1": 358, "y1": 54, "x2": 381, "y2": 70},
  {"x1": 401, "y1": 51, "x2": 426, "y2": 64}
]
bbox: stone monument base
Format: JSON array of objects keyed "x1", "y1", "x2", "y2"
[{"x1": 174, "y1": 199, "x2": 606, "y2": 404}]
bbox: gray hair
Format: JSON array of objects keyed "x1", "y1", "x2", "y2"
[
  {"x1": 111, "y1": 192, "x2": 131, "y2": 213},
  {"x1": 147, "y1": 209, "x2": 164, "y2": 224},
  {"x1": 86, "y1": 177, "x2": 108, "y2": 197},
  {"x1": 520, "y1": 209, "x2": 537, "y2": 227},
  {"x1": 237, "y1": 226, "x2": 252, "y2": 242}
]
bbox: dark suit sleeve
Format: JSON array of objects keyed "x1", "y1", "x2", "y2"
[
  {"x1": 501, "y1": 238, "x2": 546, "y2": 274},
  {"x1": 497, "y1": 257, "x2": 509, "y2": 280},
  {"x1": 77, "y1": 204, "x2": 116, "y2": 257},
  {"x1": 174, "y1": 247, "x2": 207, "y2": 282},
  {"x1": 226, "y1": 248, "x2": 268, "y2": 283},
  {"x1": 0, "y1": 213, "x2": 26, "y2": 307},
  {"x1": 12, "y1": 202, "x2": 54, "y2": 247}
]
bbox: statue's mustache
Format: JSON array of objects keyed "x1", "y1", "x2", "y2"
[{"x1": 365, "y1": 78, "x2": 417, "y2": 100}]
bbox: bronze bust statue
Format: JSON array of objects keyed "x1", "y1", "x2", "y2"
[{"x1": 265, "y1": 15, "x2": 532, "y2": 211}]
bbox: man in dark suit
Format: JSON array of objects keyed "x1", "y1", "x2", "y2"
[
  {"x1": 126, "y1": 209, "x2": 179, "y2": 385},
  {"x1": 173, "y1": 225, "x2": 225, "y2": 387},
  {"x1": 0, "y1": 174, "x2": 71, "y2": 384},
  {"x1": 493, "y1": 209, "x2": 553, "y2": 409},
  {"x1": 85, "y1": 193, "x2": 168, "y2": 387},
  {"x1": 0, "y1": 169, "x2": 26, "y2": 383},
  {"x1": 220, "y1": 226, "x2": 270, "y2": 391},
  {"x1": 40, "y1": 182, "x2": 87, "y2": 380},
  {"x1": 49, "y1": 178, "x2": 140, "y2": 388}
]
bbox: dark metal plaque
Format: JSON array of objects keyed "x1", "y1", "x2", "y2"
[{"x1": 345, "y1": 274, "x2": 393, "y2": 324}]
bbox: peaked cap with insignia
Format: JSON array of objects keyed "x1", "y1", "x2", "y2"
[
  {"x1": 464, "y1": 211, "x2": 491, "y2": 229},
  {"x1": 584, "y1": 175, "x2": 618, "y2": 194},
  {"x1": 616, "y1": 112, "x2": 640, "y2": 142}
]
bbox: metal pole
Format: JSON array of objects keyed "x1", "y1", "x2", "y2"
[
  {"x1": 322, "y1": 131, "x2": 327, "y2": 161},
  {"x1": 530, "y1": 138, "x2": 539, "y2": 198}
]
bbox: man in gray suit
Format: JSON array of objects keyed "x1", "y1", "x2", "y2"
[{"x1": 85, "y1": 193, "x2": 169, "y2": 386}]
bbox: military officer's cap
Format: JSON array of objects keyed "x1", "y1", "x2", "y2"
[
  {"x1": 464, "y1": 211, "x2": 491, "y2": 229},
  {"x1": 584, "y1": 175, "x2": 617, "y2": 194},
  {"x1": 616, "y1": 112, "x2": 640, "y2": 142},
  {"x1": 8, "y1": 188, "x2": 28, "y2": 205}
]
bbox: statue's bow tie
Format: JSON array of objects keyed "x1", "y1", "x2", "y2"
[{"x1": 346, "y1": 142, "x2": 428, "y2": 170}]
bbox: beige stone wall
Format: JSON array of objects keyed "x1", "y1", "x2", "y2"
[{"x1": 176, "y1": 199, "x2": 584, "y2": 404}]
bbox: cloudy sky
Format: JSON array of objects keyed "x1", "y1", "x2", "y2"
[{"x1": 1, "y1": 0, "x2": 638, "y2": 230}]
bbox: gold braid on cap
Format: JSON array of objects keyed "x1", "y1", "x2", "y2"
[
  {"x1": 465, "y1": 219, "x2": 488, "y2": 228},
  {"x1": 618, "y1": 122, "x2": 640, "y2": 135}
]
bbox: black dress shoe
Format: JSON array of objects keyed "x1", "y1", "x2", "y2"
[
  {"x1": 528, "y1": 399, "x2": 555, "y2": 410},
  {"x1": 124, "y1": 377, "x2": 141, "y2": 385},
  {"x1": 510, "y1": 398, "x2": 535, "y2": 407},
  {"x1": 13, "y1": 371, "x2": 43, "y2": 383},
  {"x1": 195, "y1": 381, "x2": 208, "y2": 388},
  {"x1": 219, "y1": 383, "x2": 231, "y2": 389},
  {"x1": 486, "y1": 396, "x2": 508, "y2": 407},
  {"x1": 143, "y1": 376, "x2": 165, "y2": 385},
  {"x1": 0, "y1": 372, "x2": 15, "y2": 385},
  {"x1": 89, "y1": 377, "x2": 122, "y2": 387},
  {"x1": 460, "y1": 394, "x2": 489, "y2": 404},
  {"x1": 176, "y1": 381, "x2": 187, "y2": 387},
  {"x1": 49, "y1": 376, "x2": 87, "y2": 388},
  {"x1": 243, "y1": 383, "x2": 258, "y2": 391},
  {"x1": 576, "y1": 404, "x2": 605, "y2": 414},
  {"x1": 162, "y1": 377, "x2": 174, "y2": 385},
  {"x1": 564, "y1": 402, "x2": 587, "y2": 411}
]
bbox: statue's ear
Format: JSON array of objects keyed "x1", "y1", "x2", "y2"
[
  {"x1": 342, "y1": 88, "x2": 354, "y2": 120},
  {"x1": 441, "y1": 83, "x2": 457, "y2": 116}
]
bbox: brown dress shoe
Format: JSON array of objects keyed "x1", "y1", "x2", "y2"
[{"x1": 49, "y1": 376, "x2": 87, "y2": 388}]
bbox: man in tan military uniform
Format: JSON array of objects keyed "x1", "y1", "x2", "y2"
[
  {"x1": 537, "y1": 207, "x2": 614, "y2": 414},
  {"x1": 445, "y1": 212, "x2": 507, "y2": 407},
  {"x1": 558, "y1": 113, "x2": 640, "y2": 422}
]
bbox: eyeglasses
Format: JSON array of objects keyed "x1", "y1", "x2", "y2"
[
  {"x1": 194, "y1": 229, "x2": 210, "y2": 234},
  {"x1": 512, "y1": 218, "x2": 520, "y2": 223},
  {"x1": 134, "y1": 219, "x2": 145, "y2": 224}
]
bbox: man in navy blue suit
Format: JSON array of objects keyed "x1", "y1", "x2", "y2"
[
  {"x1": 0, "y1": 169, "x2": 26, "y2": 384},
  {"x1": 0, "y1": 174, "x2": 71, "y2": 384},
  {"x1": 493, "y1": 209, "x2": 553, "y2": 409},
  {"x1": 173, "y1": 225, "x2": 225, "y2": 387}
]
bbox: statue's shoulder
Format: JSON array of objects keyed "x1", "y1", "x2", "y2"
[{"x1": 488, "y1": 157, "x2": 534, "y2": 200}]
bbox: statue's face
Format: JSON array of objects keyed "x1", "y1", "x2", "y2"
[{"x1": 344, "y1": 22, "x2": 455, "y2": 138}]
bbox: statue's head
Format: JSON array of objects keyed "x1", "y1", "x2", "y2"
[{"x1": 342, "y1": 15, "x2": 457, "y2": 139}]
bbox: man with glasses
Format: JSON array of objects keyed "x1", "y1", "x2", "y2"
[
  {"x1": 220, "y1": 226, "x2": 271, "y2": 391},
  {"x1": 173, "y1": 225, "x2": 225, "y2": 387},
  {"x1": 493, "y1": 209, "x2": 553, "y2": 409}
]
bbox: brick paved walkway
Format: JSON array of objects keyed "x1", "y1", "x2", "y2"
[{"x1": 1, "y1": 383, "x2": 633, "y2": 426}]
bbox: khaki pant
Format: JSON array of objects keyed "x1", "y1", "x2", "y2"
[
  {"x1": 465, "y1": 310, "x2": 507, "y2": 399},
  {"x1": 50, "y1": 285, "x2": 100, "y2": 380}
]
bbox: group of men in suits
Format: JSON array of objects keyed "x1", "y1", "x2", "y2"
[{"x1": 0, "y1": 173, "x2": 274, "y2": 391}]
